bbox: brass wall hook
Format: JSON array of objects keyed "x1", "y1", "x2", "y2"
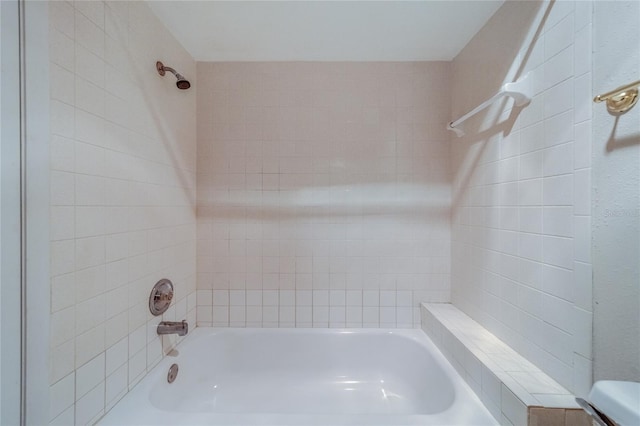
[{"x1": 594, "y1": 79, "x2": 640, "y2": 114}]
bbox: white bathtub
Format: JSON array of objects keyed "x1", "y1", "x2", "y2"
[{"x1": 99, "y1": 328, "x2": 497, "y2": 425}]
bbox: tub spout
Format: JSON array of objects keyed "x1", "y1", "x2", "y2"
[{"x1": 157, "y1": 320, "x2": 188, "y2": 336}]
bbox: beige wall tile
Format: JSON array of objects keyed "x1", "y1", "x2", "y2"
[{"x1": 196, "y1": 61, "x2": 452, "y2": 328}]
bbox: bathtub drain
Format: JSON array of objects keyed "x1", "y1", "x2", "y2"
[{"x1": 167, "y1": 363, "x2": 179, "y2": 383}]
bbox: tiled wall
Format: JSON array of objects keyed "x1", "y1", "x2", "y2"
[
  {"x1": 48, "y1": 2, "x2": 196, "y2": 424},
  {"x1": 450, "y1": 1, "x2": 592, "y2": 396},
  {"x1": 196, "y1": 62, "x2": 451, "y2": 328}
]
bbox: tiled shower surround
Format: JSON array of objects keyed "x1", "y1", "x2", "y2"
[
  {"x1": 48, "y1": 2, "x2": 196, "y2": 424},
  {"x1": 196, "y1": 62, "x2": 451, "y2": 328},
  {"x1": 450, "y1": 1, "x2": 593, "y2": 396},
  {"x1": 45, "y1": 0, "x2": 599, "y2": 423}
]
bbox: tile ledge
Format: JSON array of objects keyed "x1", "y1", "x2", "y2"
[{"x1": 421, "y1": 302, "x2": 583, "y2": 424}]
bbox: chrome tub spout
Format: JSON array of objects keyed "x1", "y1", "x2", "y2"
[{"x1": 157, "y1": 320, "x2": 188, "y2": 336}]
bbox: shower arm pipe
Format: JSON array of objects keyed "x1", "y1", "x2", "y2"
[
  {"x1": 447, "y1": 72, "x2": 533, "y2": 137},
  {"x1": 160, "y1": 65, "x2": 178, "y2": 76}
]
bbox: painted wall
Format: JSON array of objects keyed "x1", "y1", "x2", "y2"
[
  {"x1": 48, "y1": 2, "x2": 197, "y2": 424},
  {"x1": 0, "y1": 1, "x2": 4, "y2": 417},
  {"x1": 450, "y1": 1, "x2": 593, "y2": 395},
  {"x1": 25, "y1": 2, "x2": 52, "y2": 422},
  {"x1": 592, "y1": 0, "x2": 640, "y2": 382},
  {"x1": 0, "y1": 0, "x2": 3, "y2": 415},
  {"x1": 0, "y1": 1, "x2": 22, "y2": 423},
  {"x1": 196, "y1": 62, "x2": 451, "y2": 328}
]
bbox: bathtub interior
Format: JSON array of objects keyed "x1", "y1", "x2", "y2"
[
  {"x1": 150, "y1": 329, "x2": 456, "y2": 415},
  {"x1": 99, "y1": 328, "x2": 499, "y2": 426}
]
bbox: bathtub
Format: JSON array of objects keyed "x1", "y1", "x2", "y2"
[{"x1": 99, "y1": 328, "x2": 497, "y2": 425}]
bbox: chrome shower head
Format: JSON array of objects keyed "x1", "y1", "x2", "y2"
[{"x1": 156, "y1": 61, "x2": 191, "y2": 90}]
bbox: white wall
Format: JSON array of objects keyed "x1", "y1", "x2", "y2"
[
  {"x1": 0, "y1": 0, "x2": 22, "y2": 423},
  {"x1": 0, "y1": 0, "x2": 4, "y2": 415},
  {"x1": 450, "y1": 0, "x2": 593, "y2": 395},
  {"x1": 0, "y1": 0, "x2": 3, "y2": 413},
  {"x1": 48, "y1": 2, "x2": 197, "y2": 424},
  {"x1": 25, "y1": 2, "x2": 52, "y2": 423},
  {"x1": 592, "y1": 0, "x2": 640, "y2": 382},
  {"x1": 196, "y1": 62, "x2": 451, "y2": 328}
]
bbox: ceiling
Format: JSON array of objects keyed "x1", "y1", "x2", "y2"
[{"x1": 147, "y1": 1, "x2": 504, "y2": 62}]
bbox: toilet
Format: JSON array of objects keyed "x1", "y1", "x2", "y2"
[{"x1": 576, "y1": 381, "x2": 640, "y2": 426}]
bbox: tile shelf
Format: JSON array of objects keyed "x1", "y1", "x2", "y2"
[{"x1": 421, "y1": 303, "x2": 591, "y2": 426}]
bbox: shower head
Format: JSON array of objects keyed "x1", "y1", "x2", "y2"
[
  {"x1": 156, "y1": 61, "x2": 191, "y2": 90},
  {"x1": 175, "y1": 77, "x2": 191, "y2": 90}
]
